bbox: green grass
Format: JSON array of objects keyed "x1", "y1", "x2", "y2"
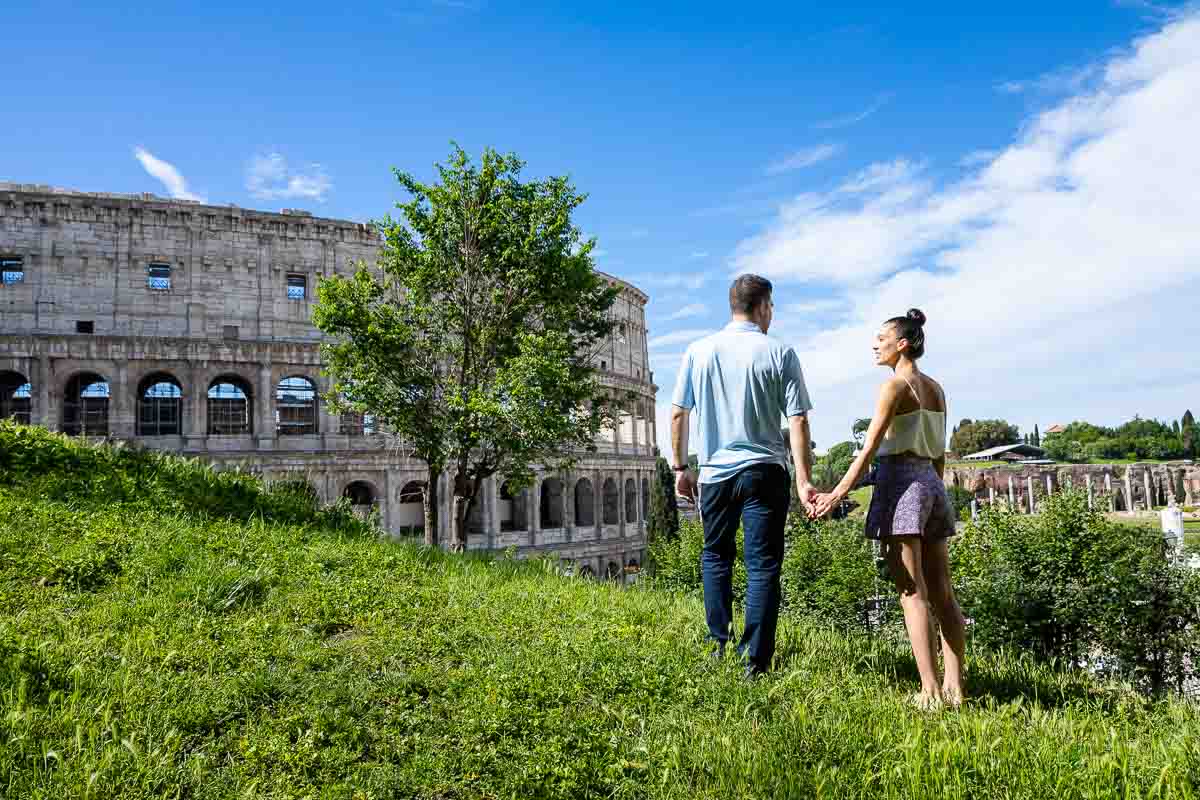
[
  {"x1": 3, "y1": 426, "x2": 1200, "y2": 798},
  {"x1": 847, "y1": 485, "x2": 874, "y2": 519}
]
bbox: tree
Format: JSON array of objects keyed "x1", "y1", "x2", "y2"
[
  {"x1": 1032, "y1": 424, "x2": 1041, "y2": 447},
  {"x1": 314, "y1": 145, "x2": 620, "y2": 550},
  {"x1": 949, "y1": 419, "x2": 1020, "y2": 457},
  {"x1": 1183, "y1": 410, "x2": 1196, "y2": 459},
  {"x1": 646, "y1": 454, "x2": 680, "y2": 545}
]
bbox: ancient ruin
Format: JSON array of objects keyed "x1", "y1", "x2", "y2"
[{"x1": 0, "y1": 184, "x2": 657, "y2": 576}]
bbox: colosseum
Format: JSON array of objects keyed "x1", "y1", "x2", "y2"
[{"x1": 0, "y1": 183, "x2": 658, "y2": 578}]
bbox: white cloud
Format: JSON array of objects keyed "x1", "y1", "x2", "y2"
[
  {"x1": 765, "y1": 143, "x2": 842, "y2": 175},
  {"x1": 730, "y1": 12, "x2": 1200, "y2": 451},
  {"x1": 644, "y1": 270, "x2": 716, "y2": 291},
  {"x1": 648, "y1": 328, "x2": 714, "y2": 350},
  {"x1": 812, "y1": 94, "x2": 892, "y2": 130},
  {"x1": 666, "y1": 302, "x2": 708, "y2": 321},
  {"x1": 246, "y1": 153, "x2": 332, "y2": 202},
  {"x1": 783, "y1": 298, "x2": 846, "y2": 315},
  {"x1": 690, "y1": 251, "x2": 710, "y2": 259},
  {"x1": 133, "y1": 147, "x2": 204, "y2": 202}
]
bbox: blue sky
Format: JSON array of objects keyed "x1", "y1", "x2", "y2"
[{"x1": 4, "y1": 1, "x2": 1198, "y2": 454}]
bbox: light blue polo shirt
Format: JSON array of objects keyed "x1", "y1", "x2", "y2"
[{"x1": 671, "y1": 321, "x2": 813, "y2": 484}]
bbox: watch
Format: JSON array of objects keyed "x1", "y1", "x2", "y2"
[{"x1": 672, "y1": 465, "x2": 689, "y2": 472}]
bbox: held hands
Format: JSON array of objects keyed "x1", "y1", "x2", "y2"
[
  {"x1": 675, "y1": 469, "x2": 698, "y2": 503},
  {"x1": 796, "y1": 480, "x2": 818, "y2": 517},
  {"x1": 809, "y1": 487, "x2": 847, "y2": 519}
]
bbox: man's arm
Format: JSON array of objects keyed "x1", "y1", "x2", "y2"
[
  {"x1": 671, "y1": 405, "x2": 697, "y2": 501},
  {"x1": 788, "y1": 413, "x2": 816, "y2": 511}
]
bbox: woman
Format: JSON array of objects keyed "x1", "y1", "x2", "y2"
[{"x1": 811, "y1": 309, "x2": 966, "y2": 709}]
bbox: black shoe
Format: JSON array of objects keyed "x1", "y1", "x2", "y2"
[{"x1": 743, "y1": 664, "x2": 767, "y2": 681}]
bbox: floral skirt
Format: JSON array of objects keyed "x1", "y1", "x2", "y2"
[{"x1": 865, "y1": 456, "x2": 957, "y2": 540}]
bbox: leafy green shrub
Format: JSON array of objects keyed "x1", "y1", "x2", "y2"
[
  {"x1": 649, "y1": 513, "x2": 888, "y2": 634},
  {"x1": 0, "y1": 421, "x2": 372, "y2": 536},
  {"x1": 953, "y1": 489, "x2": 1200, "y2": 696},
  {"x1": 946, "y1": 485, "x2": 976, "y2": 521}
]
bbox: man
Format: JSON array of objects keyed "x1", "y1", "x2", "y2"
[{"x1": 670, "y1": 274, "x2": 815, "y2": 676}]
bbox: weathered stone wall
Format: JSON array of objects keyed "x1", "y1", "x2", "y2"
[
  {"x1": 946, "y1": 461, "x2": 1200, "y2": 511},
  {"x1": 0, "y1": 185, "x2": 657, "y2": 574}
]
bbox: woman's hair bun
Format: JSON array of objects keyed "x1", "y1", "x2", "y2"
[{"x1": 906, "y1": 308, "x2": 927, "y2": 327}]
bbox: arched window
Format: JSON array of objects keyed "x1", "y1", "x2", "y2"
[
  {"x1": 399, "y1": 481, "x2": 426, "y2": 503},
  {"x1": 343, "y1": 481, "x2": 376, "y2": 507},
  {"x1": 641, "y1": 477, "x2": 650, "y2": 519},
  {"x1": 602, "y1": 477, "x2": 619, "y2": 525},
  {"x1": 208, "y1": 376, "x2": 252, "y2": 435},
  {"x1": 500, "y1": 481, "x2": 527, "y2": 532},
  {"x1": 137, "y1": 373, "x2": 182, "y2": 436},
  {"x1": 574, "y1": 478, "x2": 595, "y2": 527},
  {"x1": 0, "y1": 371, "x2": 32, "y2": 425},
  {"x1": 625, "y1": 477, "x2": 638, "y2": 522},
  {"x1": 540, "y1": 477, "x2": 564, "y2": 529},
  {"x1": 339, "y1": 411, "x2": 377, "y2": 436},
  {"x1": 62, "y1": 373, "x2": 110, "y2": 436},
  {"x1": 606, "y1": 561, "x2": 621, "y2": 580},
  {"x1": 578, "y1": 564, "x2": 595, "y2": 579},
  {"x1": 276, "y1": 376, "x2": 317, "y2": 435}
]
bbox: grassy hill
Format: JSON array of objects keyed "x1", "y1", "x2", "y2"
[{"x1": 2, "y1": 423, "x2": 1199, "y2": 799}]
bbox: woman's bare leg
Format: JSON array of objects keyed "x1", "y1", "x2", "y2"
[
  {"x1": 886, "y1": 538, "x2": 941, "y2": 703},
  {"x1": 923, "y1": 538, "x2": 966, "y2": 703}
]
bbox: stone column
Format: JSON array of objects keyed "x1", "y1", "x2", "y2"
[
  {"x1": 970, "y1": 500, "x2": 978, "y2": 521},
  {"x1": 187, "y1": 363, "x2": 206, "y2": 448},
  {"x1": 562, "y1": 475, "x2": 571, "y2": 543},
  {"x1": 111, "y1": 362, "x2": 134, "y2": 439},
  {"x1": 1124, "y1": 470, "x2": 1134, "y2": 513},
  {"x1": 595, "y1": 469, "x2": 604, "y2": 537},
  {"x1": 1008, "y1": 476, "x2": 1015, "y2": 509},
  {"x1": 1027, "y1": 476, "x2": 1035, "y2": 514},
  {"x1": 1144, "y1": 470, "x2": 1154, "y2": 511},
  {"x1": 530, "y1": 477, "x2": 541, "y2": 546},
  {"x1": 1105, "y1": 473, "x2": 1115, "y2": 512},
  {"x1": 1086, "y1": 474, "x2": 1094, "y2": 510},
  {"x1": 36, "y1": 355, "x2": 53, "y2": 430},
  {"x1": 618, "y1": 470, "x2": 627, "y2": 540},
  {"x1": 988, "y1": 486, "x2": 996, "y2": 506},
  {"x1": 256, "y1": 364, "x2": 275, "y2": 448},
  {"x1": 1045, "y1": 474, "x2": 1053, "y2": 498}
]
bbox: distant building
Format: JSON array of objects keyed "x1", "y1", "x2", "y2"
[
  {"x1": 1044, "y1": 424, "x2": 1067, "y2": 436},
  {"x1": 961, "y1": 443, "x2": 1049, "y2": 462}
]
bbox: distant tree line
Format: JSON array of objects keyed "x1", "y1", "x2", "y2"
[{"x1": 1043, "y1": 412, "x2": 1197, "y2": 462}]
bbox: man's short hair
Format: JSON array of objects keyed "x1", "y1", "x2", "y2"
[{"x1": 729, "y1": 274, "x2": 773, "y2": 315}]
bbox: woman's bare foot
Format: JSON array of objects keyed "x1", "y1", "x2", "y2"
[
  {"x1": 942, "y1": 685, "x2": 965, "y2": 708},
  {"x1": 909, "y1": 691, "x2": 944, "y2": 711}
]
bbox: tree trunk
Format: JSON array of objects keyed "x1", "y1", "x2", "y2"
[{"x1": 422, "y1": 467, "x2": 439, "y2": 548}]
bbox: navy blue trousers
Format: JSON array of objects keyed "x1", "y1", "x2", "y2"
[{"x1": 699, "y1": 463, "x2": 791, "y2": 673}]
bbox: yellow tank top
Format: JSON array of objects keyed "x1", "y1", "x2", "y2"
[{"x1": 876, "y1": 376, "x2": 946, "y2": 460}]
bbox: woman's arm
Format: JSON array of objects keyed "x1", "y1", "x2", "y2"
[
  {"x1": 811, "y1": 381, "x2": 901, "y2": 516},
  {"x1": 933, "y1": 382, "x2": 947, "y2": 479}
]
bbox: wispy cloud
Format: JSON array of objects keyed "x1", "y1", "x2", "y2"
[
  {"x1": 133, "y1": 147, "x2": 204, "y2": 202},
  {"x1": 783, "y1": 299, "x2": 847, "y2": 315},
  {"x1": 689, "y1": 251, "x2": 710, "y2": 259},
  {"x1": 642, "y1": 270, "x2": 718, "y2": 291},
  {"x1": 648, "y1": 328, "x2": 714, "y2": 350},
  {"x1": 764, "y1": 143, "x2": 842, "y2": 175},
  {"x1": 997, "y1": 62, "x2": 1103, "y2": 94},
  {"x1": 724, "y1": 11, "x2": 1200, "y2": 454},
  {"x1": 245, "y1": 153, "x2": 332, "y2": 202},
  {"x1": 812, "y1": 94, "x2": 892, "y2": 130},
  {"x1": 666, "y1": 303, "x2": 708, "y2": 321}
]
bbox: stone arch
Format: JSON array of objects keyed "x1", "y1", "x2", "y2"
[
  {"x1": 641, "y1": 476, "x2": 650, "y2": 520},
  {"x1": 271, "y1": 476, "x2": 320, "y2": 505},
  {"x1": 624, "y1": 477, "x2": 638, "y2": 522},
  {"x1": 0, "y1": 370, "x2": 32, "y2": 424},
  {"x1": 397, "y1": 480, "x2": 426, "y2": 531},
  {"x1": 578, "y1": 564, "x2": 595, "y2": 579},
  {"x1": 602, "y1": 477, "x2": 619, "y2": 525},
  {"x1": 540, "y1": 477, "x2": 564, "y2": 529},
  {"x1": 606, "y1": 560, "x2": 621, "y2": 580},
  {"x1": 276, "y1": 375, "x2": 318, "y2": 435},
  {"x1": 207, "y1": 375, "x2": 254, "y2": 435},
  {"x1": 136, "y1": 371, "x2": 183, "y2": 436},
  {"x1": 574, "y1": 478, "x2": 595, "y2": 527},
  {"x1": 500, "y1": 481, "x2": 527, "y2": 532},
  {"x1": 342, "y1": 480, "x2": 378, "y2": 508},
  {"x1": 62, "y1": 371, "x2": 111, "y2": 436}
]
